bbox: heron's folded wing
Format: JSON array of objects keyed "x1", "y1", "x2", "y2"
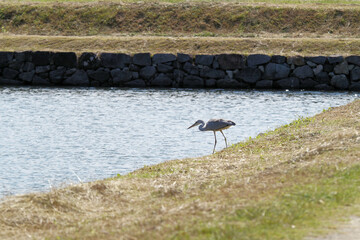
[{"x1": 205, "y1": 119, "x2": 234, "y2": 131}]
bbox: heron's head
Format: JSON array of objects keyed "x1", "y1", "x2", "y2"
[{"x1": 187, "y1": 120, "x2": 203, "y2": 129}]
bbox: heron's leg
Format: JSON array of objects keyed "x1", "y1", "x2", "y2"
[
  {"x1": 213, "y1": 131, "x2": 217, "y2": 154},
  {"x1": 220, "y1": 130, "x2": 227, "y2": 147}
]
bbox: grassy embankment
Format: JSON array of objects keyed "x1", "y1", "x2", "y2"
[
  {"x1": 1, "y1": 0, "x2": 360, "y2": 55},
  {"x1": 1, "y1": 99, "x2": 360, "y2": 239}
]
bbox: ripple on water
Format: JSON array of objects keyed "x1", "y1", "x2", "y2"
[{"x1": 0, "y1": 87, "x2": 358, "y2": 197}]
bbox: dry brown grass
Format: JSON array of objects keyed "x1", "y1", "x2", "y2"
[
  {"x1": 1, "y1": 100, "x2": 360, "y2": 239},
  {"x1": 2, "y1": 34, "x2": 360, "y2": 56}
]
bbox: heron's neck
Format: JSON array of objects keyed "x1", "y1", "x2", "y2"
[{"x1": 198, "y1": 120, "x2": 206, "y2": 131}]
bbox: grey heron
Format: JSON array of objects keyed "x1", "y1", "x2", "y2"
[{"x1": 188, "y1": 119, "x2": 236, "y2": 153}]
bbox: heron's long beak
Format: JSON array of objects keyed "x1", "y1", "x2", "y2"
[{"x1": 187, "y1": 122, "x2": 197, "y2": 129}]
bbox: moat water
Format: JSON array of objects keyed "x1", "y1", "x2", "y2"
[{"x1": 0, "y1": 86, "x2": 358, "y2": 197}]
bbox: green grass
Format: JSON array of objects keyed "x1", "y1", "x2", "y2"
[
  {"x1": 225, "y1": 166, "x2": 360, "y2": 239},
  {"x1": 171, "y1": 165, "x2": 360, "y2": 240}
]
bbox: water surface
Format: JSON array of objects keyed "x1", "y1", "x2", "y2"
[{"x1": 0, "y1": 87, "x2": 357, "y2": 197}]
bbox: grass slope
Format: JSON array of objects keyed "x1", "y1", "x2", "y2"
[
  {"x1": 1, "y1": 1, "x2": 360, "y2": 54},
  {"x1": 1, "y1": 2, "x2": 360, "y2": 37},
  {"x1": 2, "y1": 35, "x2": 360, "y2": 56},
  {"x1": 1, "y1": 0, "x2": 360, "y2": 5},
  {"x1": 1, "y1": 100, "x2": 360, "y2": 239}
]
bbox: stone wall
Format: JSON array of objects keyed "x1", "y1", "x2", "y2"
[{"x1": 1, "y1": 51, "x2": 360, "y2": 91}]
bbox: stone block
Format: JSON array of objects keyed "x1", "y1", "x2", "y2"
[
  {"x1": 287, "y1": 56, "x2": 305, "y2": 66},
  {"x1": 331, "y1": 74, "x2": 349, "y2": 90},
  {"x1": 226, "y1": 70, "x2": 233, "y2": 79},
  {"x1": 38, "y1": 72, "x2": 49, "y2": 79},
  {"x1": 132, "y1": 71, "x2": 139, "y2": 79},
  {"x1": 264, "y1": 63, "x2": 290, "y2": 80},
  {"x1": 32, "y1": 51, "x2": 52, "y2": 66},
  {"x1": 54, "y1": 52, "x2": 77, "y2": 67},
  {"x1": 14, "y1": 52, "x2": 26, "y2": 62},
  {"x1": 111, "y1": 69, "x2": 132, "y2": 83},
  {"x1": 0, "y1": 52, "x2": 13, "y2": 67},
  {"x1": 247, "y1": 54, "x2": 271, "y2": 67},
  {"x1": 234, "y1": 67, "x2": 261, "y2": 84},
  {"x1": 346, "y1": 56, "x2": 360, "y2": 66},
  {"x1": 293, "y1": 65, "x2": 314, "y2": 79},
  {"x1": 217, "y1": 78, "x2": 248, "y2": 89},
  {"x1": 23, "y1": 62, "x2": 35, "y2": 72},
  {"x1": 275, "y1": 77, "x2": 300, "y2": 89},
  {"x1": 2, "y1": 68, "x2": 19, "y2": 79},
  {"x1": 177, "y1": 53, "x2": 192, "y2": 63},
  {"x1": 328, "y1": 55, "x2": 344, "y2": 64},
  {"x1": 349, "y1": 82, "x2": 360, "y2": 91},
  {"x1": 100, "y1": 53, "x2": 131, "y2": 68},
  {"x1": 217, "y1": 54, "x2": 245, "y2": 70},
  {"x1": 195, "y1": 55, "x2": 214, "y2": 66},
  {"x1": 315, "y1": 72, "x2": 330, "y2": 84},
  {"x1": 9, "y1": 61, "x2": 23, "y2": 70},
  {"x1": 63, "y1": 70, "x2": 89, "y2": 86},
  {"x1": 173, "y1": 69, "x2": 185, "y2": 84},
  {"x1": 300, "y1": 78, "x2": 318, "y2": 89},
  {"x1": 0, "y1": 77, "x2": 23, "y2": 85},
  {"x1": 314, "y1": 84, "x2": 334, "y2": 91},
  {"x1": 212, "y1": 58, "x2": 220, "y2": 69},
  {"x1": 22, "y1": 51, "x2": 33, "y2": 62},
  {"x1": 200, "y1": 67, "x2": 225, "y2": 79},
  {"x1": 50, "y1": 68, "x2": 66, "y2": 83},
  {"x1": 123, "y1": 79, "x2": 146, "y2": 88},
  {"x1": 255, "y1": 80, "x2": 273, "y2": 89},
  {"x1": 334, "y1": 61, "x2": 349, "y2": 75},
  {"x1": 152, "y1": 54, "x2": 176, "y2": 64},
  {"x1": 65, "y1": 68, "x2": 77, "y2": 77},
  {"x1": 19, "y1": 71, "x2": 35, "y2": 82},
  {"x1": 133, "y1": 53, "x2": 151, "y2": 66},
  {"x1": 140, "y1": 66, "x2": 156, "y2": 80},
  {"x1": 271, "y1": 55, "x2": 286, "y2": 64},
  {"x1": 32, "y1": 76, "x2": 52, "y2": 86},
  {"x1": 305, "y1": 56, "x2": 327, "y2": 65},
  {"x1": 323, "y1": 64, "x2": 334, "y2": 73},
  {"x1": 151, "y1": 73, "x2": 173, "y2": 87},
  {"x1": 88, "y1": 70, "x2": 110, "y2": 83},
  {"x1": 90, "y1": 81, "x2": 101, "y2": 87},
  {"x1": 350, "y1": 66, "x2": 360, "y2": 82},
  {"x1": 205, "y1": 79, "x2": 216, "y2": 88},
  {"x1": 157, "y1": 63, "x2": 174, "y2": 73},
  {"x1": 78, "y1": 52, "x2": 100, "y2": 70},
  {"x1": 306, "y1": 61, "x2": 317, "y2": 67},
  {"x1": 183, "y1": 62, "x2": 199, "y2": 75},
  {"x1": 129, "y1": 64, "x2": 140, "y2": 72},
  {"x1": 313, "y1": 65, "x2": 323, "y2": 75},
  {"x1": 36, "y1": 65, "x2": 51, "y2": 74},
  {"x1": 183, "y1": 75, "x2": 204, "y2": 88}
]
